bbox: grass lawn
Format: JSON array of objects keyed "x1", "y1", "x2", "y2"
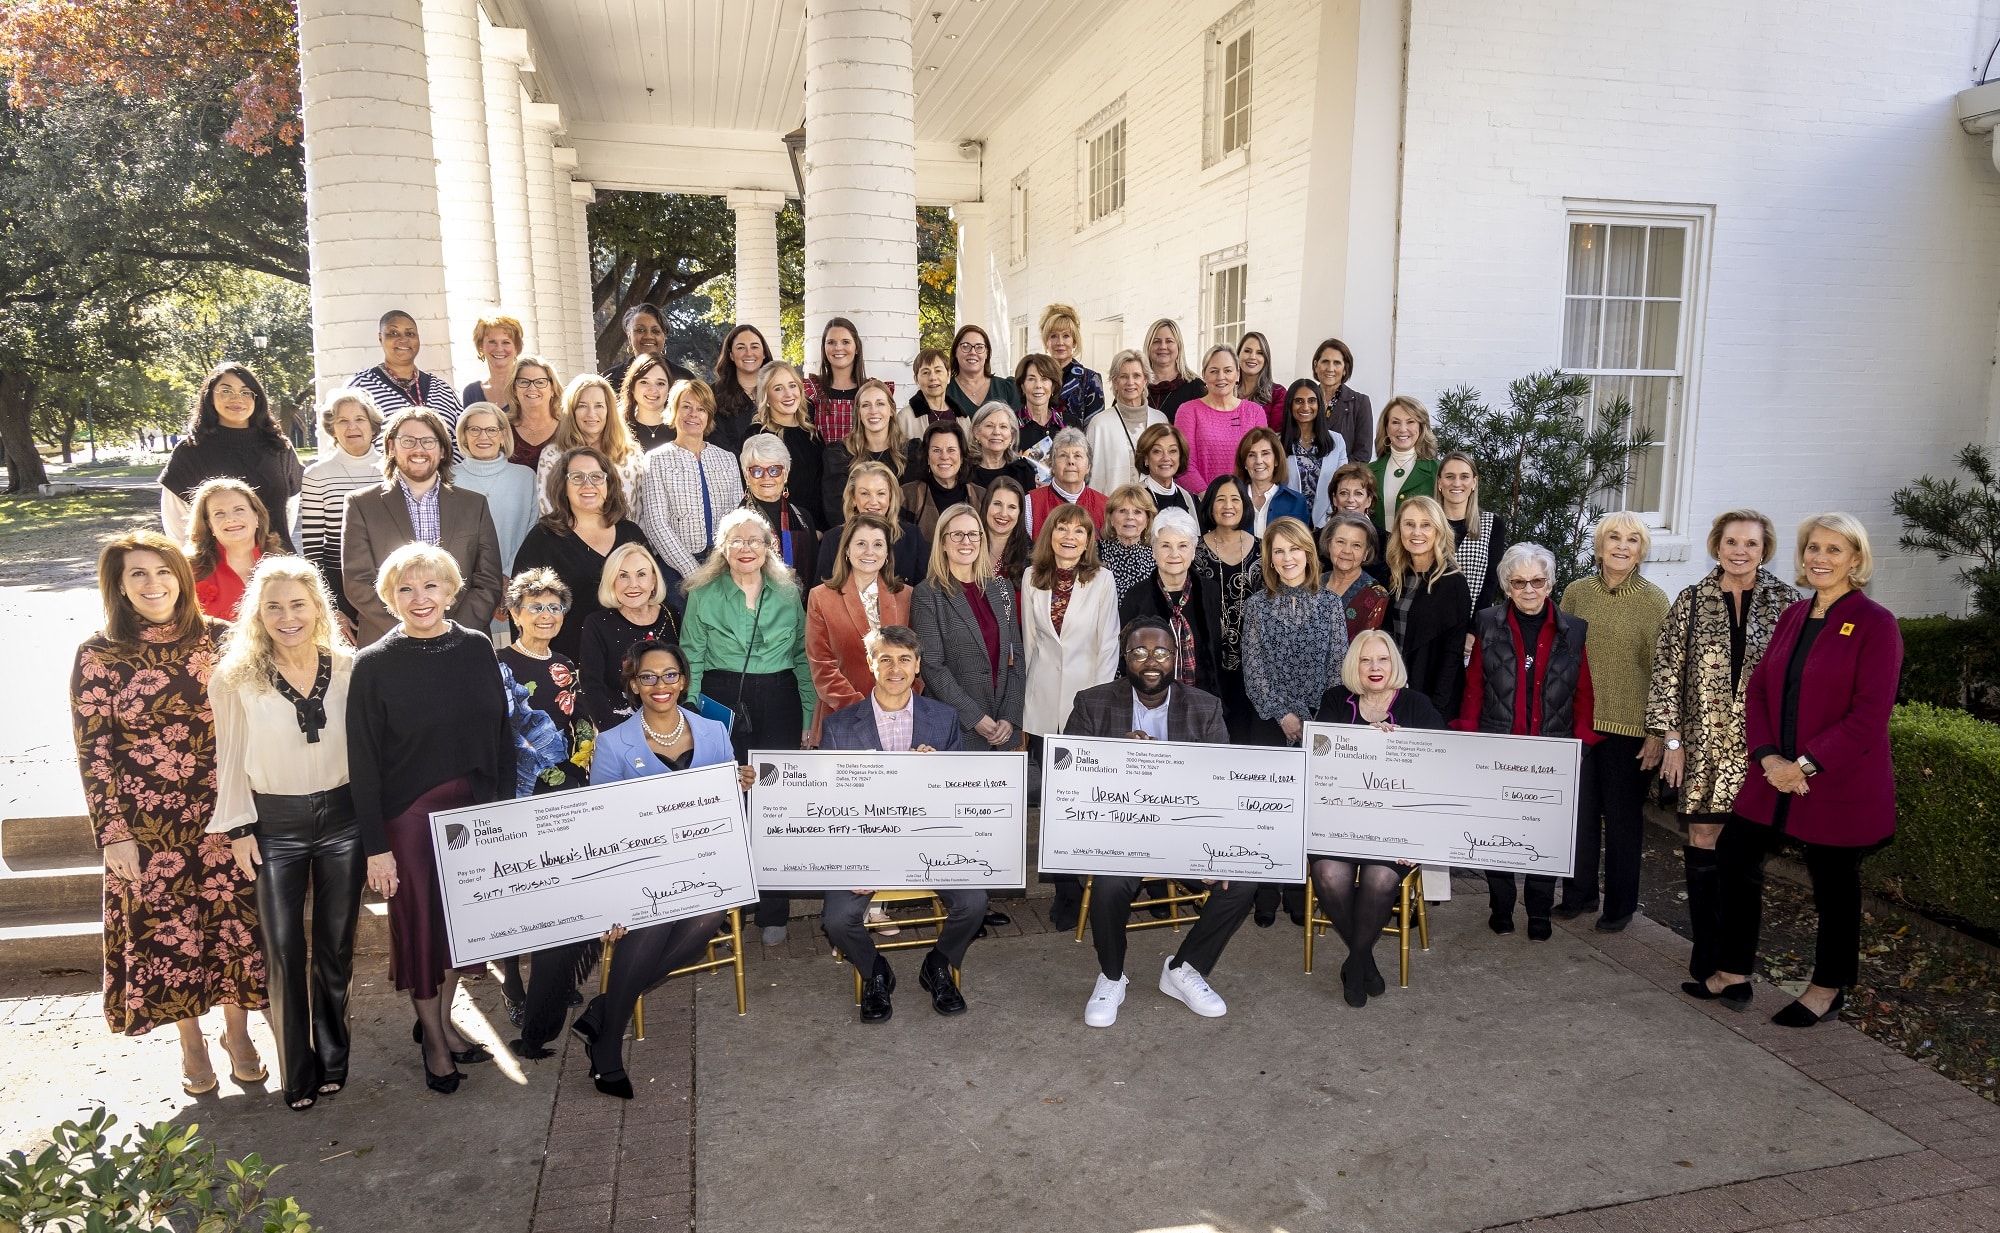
[{"x1": 0, "y1": 488, "x2": 157, "y2": 581}]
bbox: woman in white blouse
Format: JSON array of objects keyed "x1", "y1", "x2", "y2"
[
  {"x1": 1087, "y1": 350, "x2": 1167, "y2": 495},
  {"x1": 537, "y1": 374, "x2": 646, "y2": 521},
  {"x1": 1021, "y1": 503, "x2": 1121, "y2": 738},
  {"x1": 211, "y1": 555, "x2": 372, "y2": 1111},
  {"x1": 637, "y1": 380, "x2": 745, "y2": 578}
]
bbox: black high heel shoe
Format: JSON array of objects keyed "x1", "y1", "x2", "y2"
[
  {"x1": 412, "y1": 1020, "x2": 494, "y2": 1064},
  {"x1": 1680, "y1": 977, "x2": 1754, "y2": 1010},
  {"x1": 420, "y1": 1044, "x2": 463, "y2": 1095},
  {"x1": 591, "y1": 1068, "x2": 635, "y2": 1100},
  {"x1": 1771, "y1": 988, "x2": 1843, "y2": 1028}
]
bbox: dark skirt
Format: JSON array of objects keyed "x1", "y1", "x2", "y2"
[
  {"x1": 384, "y1": 777, "x2": 473, "y2": 1000},
  {"x1": 704, "y1": 669, "x2": 805, "y2": 761}
]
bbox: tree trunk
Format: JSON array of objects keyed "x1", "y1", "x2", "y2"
[{"x1": 0, "y1": 372, "x2": 50, "y2": 492}]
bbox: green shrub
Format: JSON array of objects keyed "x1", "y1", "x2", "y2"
[
  {"x1": 0, "y1": 1106, "x2": 312, "y2": 1232},
  {"x1": 1897, "y1": 615, "x2": 2000, "y2": 719},
  {"x1": 1880, "y1": 703, "x2": 2000, "y2": 932}
]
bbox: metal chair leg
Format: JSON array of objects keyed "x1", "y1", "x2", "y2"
[
  {"x1": 1074, "y1": 877, "x2": 1093, "y2": 942},
  {"x1": 1303, "y1": 876, "x2": 1317, "y2": 974}
]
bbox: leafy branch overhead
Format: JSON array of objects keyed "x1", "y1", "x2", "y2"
[
  {"x1": 1892, "y1": 444, "x2": 2000, "y2": 618},
  {"x1": 1434, "y1": 368, "x2": 1657, "y2": 592}
]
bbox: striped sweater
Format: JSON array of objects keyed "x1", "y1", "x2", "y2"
[{"x1": 296, "y1": 447, "x2": 384, "y2": 609}]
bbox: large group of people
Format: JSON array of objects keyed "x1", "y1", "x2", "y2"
[{"x1": 80, "y1": 300, "x2": 1901, "y2": 1109}]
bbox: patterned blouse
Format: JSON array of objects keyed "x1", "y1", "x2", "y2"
[
  {"x1": 1332, "y1": 573, "x2": 1390, "y2": 641},
  {"x1": 1198, "y1": 536, "x2": 1262, "y2": 673},
  {"x1": 1049, "y1": 568, "x2": 1077, "y2": 635},
  {"x1": 1241, "y1": 584, "x2": 1350, "y2": 725},
  {"x1": 1098, "y1": 539, "x2": 1157, "y2": 601},
  {"x1": 1054, "y1": 360, "x2": 1104, "y2": 428}
]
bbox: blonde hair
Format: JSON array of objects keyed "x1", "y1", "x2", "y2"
[
  {"x1": 505, "y1": 355, "x2": 563, "y2": 425},
  {"x1": 1104, "y1": 482, "x2": 1158, "y2": 535},
  {"x1": 374, "y1": 542, "x2": 465, "y2": 614},
  {"x1": 1039, "y1": 303, "x2": 1082, "y2": 345},
  {"x1": 841, "y1": 460, "x2": 905, "y2": 524},
  {"x1": 1144, "y1": 319, "x2": 1195, "y2": 382},
  {"x1": 455, "y1": 401, "x2": 515, "y2": 458},
  {"x1": 1386, "y1": 495, "x2": 1462, "y2": 591},
  {"x1": 926, "y1": 504, "x2": 993, "y2": 589},
  {"x1": 1374, "y1": 395, "x2": 1439, "y2": 459},
  {"x1": 1340, "y1": 628, "x2": 1410, "y2": 694},
  {"x1": 1708, "y1": 508, "x2": 1778, "y2": 564},
  {"x1": 218, "y1": 556, "x2": 351, "y2": 693},
  {"x1": 1796, "y1": 512, "x2": 1874, "y2": 588},
  {"x1": 1592, "y1": 510, "x2": 1653, "y2": 571},
  {"x1": 1198, "y1": 345, "x2": 1239, "y2": 384},
  {"x1": 1437, "y1": 451, "x2": 1482, "y2": 525},
  {"x1": 843, "y1": 379, "x2": 908, "y2": 478},
  {"x1": 472, "y1": 315, "x2": 524, "y2": 351},
  {"x1": 1106, "y1": 349, "x2": 1149, "y2": 404},
  {"x1": 752, "y1": 360, "x2": 814, "y2": 433},
  {"x1": 667, "y1": 379, "x2": 716, "y2": 437},
  {"x1": 555, "y1": 373, "x2": 637, "y2": 466},
  {"x1": 597, "y1": 542, "x2": 669, "y2": 610},
  {"x1": 1258, "y1": 517, "x2": 1322, "y2": 593}
]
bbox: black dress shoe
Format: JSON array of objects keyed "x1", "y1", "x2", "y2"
[
  {"x1": 1551, "y1": 899, "x2": 1598, "y2": 921},
  {"x1": 1526, "y1": 917, "x2": 1553, "y2": 941},
  {"x1": 918, "y1": 952, "x2": 967, "y2": 1016},
  {"x1": 1772, "y1": 988, "x2": 1843, "y2": 1028},
  {"x1": 1681, "y1": 978, "x2": 1754, "y2": 1010},
  {"x1": 1286, "y1": 908, "x2": 1308, "y2": 928},
  {"x1": 412, "y1": 1021, "x2": 493, "y2": 1064},
  {"x1": 1048, "y1": 901, "x2": 1080, "y2": 931},
  {"x1": 1254, "y1": 910, "x2": 1277, "y2": 928},
  {"x1": 1593, "y1": 913, "x2": 1633, "y2": 933},
  {"x1": 1361, "y1": 954, "x2": 1386, "y2": 997},
  {"x1": 1488, "y1": 912, "x2": 1515, "y2": 935},
  {"x1": 983, "y1": 910, "x2": 1011, "y2": 927},
  {"x1": 860, "y1": 959, "x2": 894, "y2": 1024},
  {"x1": 420, "y1": 1044, "x2": 462, "y2": 1095},
  {"x1": 592, "y1": 1069, "x2": 634, "y2": 1100},
  {"x1": 1339, "y1": 958, "x2": 1368, "y2": 1008},
  {"x1": 509, "y1": 1039, "x2": 555, "y2": 1060}
]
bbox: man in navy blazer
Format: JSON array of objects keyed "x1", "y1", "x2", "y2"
[{"x1": 819, "y1": 625, "x2": 987, "y2": 1023}]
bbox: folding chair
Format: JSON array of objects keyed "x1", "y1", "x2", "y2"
[
  {"x1": 599, "y1": 906, "x2": 749, "y2": 1038},
  {"x1": 846, "y1": 888, "x2": 961, "y2": 1003},
  {"x1": 1072, "y1": 876, "x2": 1212, "y2": 942},
  {"x1": 1303, "y1": 866, "x2": 1429, "y2": 986}
]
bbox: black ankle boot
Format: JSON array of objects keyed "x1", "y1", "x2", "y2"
[{"x1": 1683, "y1": 845, "x2": 1723, "y2": 981}]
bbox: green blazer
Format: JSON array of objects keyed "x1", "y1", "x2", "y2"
[{"x1": 1368, "y1": 455, "x2": 1439, "y2": 524}]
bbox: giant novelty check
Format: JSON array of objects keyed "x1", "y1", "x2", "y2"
[
  {"x1": 428, "y1": 763, "x2": 758, "y2": 968},
  {"x1": 746, "y1": 749, "x2": 1028, "y2": 889},
  {"x1": 1303, "y1": 722, "x2": 1581, "y2": 876},
  {"x1": 1037, "y1": 735, "x2": 1308, "y2": 881}
]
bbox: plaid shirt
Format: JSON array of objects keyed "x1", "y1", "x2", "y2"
[
  {"x1": 870, "y1": 694, "x2": 916, "y2": 752},
  {"x1": 400, "y1": 476, "x2": 442, "y2": 545}
]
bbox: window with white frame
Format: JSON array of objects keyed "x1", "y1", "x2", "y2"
[
  {"x1": 1204, "y1": 3, "x2": 1254, "y2": 166},
  {"x1": 1084, "y1": 117, "x2": 1126, "y2": 225},
  {"x1": 1202, "y1": 246, "x2": 1248, "y2": 350},
  {"x1": 1560, "y1": 211, "x2": 1704, "y2": 523},
  {"x1": 1008, "y1": 174, "x2": 1028, "y2": 266},
  {"x1": 1012, "y1": 317, "x2": 1029, "y2": 366}
]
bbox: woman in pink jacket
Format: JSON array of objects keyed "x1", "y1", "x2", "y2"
[{"x1": 1175, "y1": 345, "x2": 1263, "y2": 494}]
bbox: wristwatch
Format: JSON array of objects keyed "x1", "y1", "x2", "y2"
[
  {"x1": 1796, "y1": 756, "x2": 1819, "y2": 777},
  {"x1": 1664, "y1": 738, "x2": 1682, "y2": 751}
]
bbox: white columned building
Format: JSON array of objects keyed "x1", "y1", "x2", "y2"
[
  {"x1": 418, "y1": 0, "x2": 498, "y2": 361},
  {"x1": 569, "y1": 180, "x2": 599, "y2": 372},
  {"x1": 727, "y1": 190, "x2": 787, "y2": 359},
  {"x1": 549, "y1": 146, "x2": 585, "y2": 379},
  {"x1": 951, "y1": 201, "x2": 990, "y2": 346},
  {"x1": 478, "y1": 21, "x2": 537, "y2": 348},
  {"x1": 802, "y1": 0, "x2": 919, "y2": 374},
  {"x1": 520, "y1": 101, "x2": 568, "y2": 374},
  {"x1": 297, "y1": 0, "x2": 452, "y2": 395}
]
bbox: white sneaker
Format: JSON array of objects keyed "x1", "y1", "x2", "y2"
[
  {"x1": 865, "y1": 903, "x2": 900, "y2": 936},
  {"x1": 1159, "y1": 958, "x2": 1227, "y2": 1017},
  {"x1": 1083, "y1": 973, "x2": 1128, "y2": 1027}
]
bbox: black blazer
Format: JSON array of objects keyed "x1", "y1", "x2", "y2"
[
  {"x1": 1389, "y1": 569, "x2": 1471, "y2": 718},
  {"x1": 1314, "y1": 684, "x2": 1444, "y2": 730},
  {"x1": 909, "y1": 576, "x2": 1027, "y2": 749},
  {"x1": 1061, "y1": 678, "x2": 1230, "y2": 744},
  {"x1": 1119, "y1": 572, "x2": 1226, "y2": 696},
  {"x1": 815, "y1": 518, "x2": 928, "y2": 584}
]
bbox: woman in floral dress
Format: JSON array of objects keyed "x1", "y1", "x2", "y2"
[{"x1": 71, "y1": 530, "x2": 267, "y2": 1094}]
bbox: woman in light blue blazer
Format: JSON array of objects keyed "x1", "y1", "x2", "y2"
[{"x1": 574, "y1": 638, "x2": 749, "y2": 1099}]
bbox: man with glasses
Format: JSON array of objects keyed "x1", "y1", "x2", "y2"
[
  {"x1": 1060, "y1": 617, "x2": 1253, "y2": 1027},
  {"x1": 1453, "y1": 541, "x2": 1599, "y2": 940},
  {"x1": 349, "y1": 309, "x2": 466, "y2": 434},
  {"x1": 818, "y1": 626, "x2": 984, "y2": 1023},
  {"x1": 340, "y1": 407, "x2": 505, "y2": 644}
]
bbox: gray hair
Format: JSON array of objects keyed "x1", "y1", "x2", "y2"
[
  {"x1": 1497, "y1": 541, "x2": 1557, "y2": 585},
  {"x1": 970, "y1": 401, "x2": 1019, "y2": 459},
  {"x1": 1051, "y1": 425, "x2": 1092, "y2": 462},
  {"x1": 1151, "y1": 507, "x2": 1200, "y2": 547},
  {"x1": 319, "y1": 386, "x2": 384, "y2": 437},
  {"x1": 739, "y1": 433, "x2": 792, "y2": 470}
]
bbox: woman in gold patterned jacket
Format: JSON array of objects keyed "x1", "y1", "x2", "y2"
[{"x1": 1646, "y1": 509, "x2": 1797, "y2": 983}]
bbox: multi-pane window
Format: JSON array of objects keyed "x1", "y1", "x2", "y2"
[
  {"x1": 1206, "y1": 258, "x2": 1247, "y2": 350},
  {"x1": 1561, "y1": 220, "x2": 1691, "y2": 519},
  {"x1": 1219, "y1": 30, "x2": 1252, "y2": 155},
  {"x1": 1087, "y1": 119, "x2": 1126, "y2": 224}
]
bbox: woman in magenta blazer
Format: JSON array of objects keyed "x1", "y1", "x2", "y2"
[{"x1": 1687, "y1": 513, "x2": 1901, "y2": 1029}]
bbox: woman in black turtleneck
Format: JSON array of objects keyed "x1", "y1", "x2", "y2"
[
  {"x1": 737, "y1": 433, "x2": 821, "y2": 589},
  {"x1": 902, "y1": 420, "x2": 987, "y2": 540},
  {"x1": 159, "y1": 364, "x2": 304, "y2": 552}
]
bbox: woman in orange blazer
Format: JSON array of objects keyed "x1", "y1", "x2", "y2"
[{"x1": 805, "y1": 514, "x2": 914, "y2": 745}]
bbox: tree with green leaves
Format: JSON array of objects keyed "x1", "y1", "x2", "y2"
[
  {"x1": 1434, "y1": 369, "x2": 1657, "y2": 591},
  {"x1": 588, "y1": 191, "x2": 735, "y2": 369},
  {"x1": 1893, "y1": 444, "x2": 2000, "y2": 618}
]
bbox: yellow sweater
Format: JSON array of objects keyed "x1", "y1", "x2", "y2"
[{"x1": 1559, "y1": 573, "x2": 1670, "y2": 737}]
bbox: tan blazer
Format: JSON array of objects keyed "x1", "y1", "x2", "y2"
[
  {"x1": 804, "y1": 578, "x2": 914, "y2": 745},
  {"x1": 340, "y1": 479, "x2": 505, "y2": 646}
]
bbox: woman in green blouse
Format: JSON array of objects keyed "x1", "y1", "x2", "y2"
[{"x1": 680, "y1": 507, "x2": 816, "y2": 943}]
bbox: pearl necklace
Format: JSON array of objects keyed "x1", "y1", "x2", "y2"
[{"x1": 642, "y1": 710, "x2": 687, "y2": 747}]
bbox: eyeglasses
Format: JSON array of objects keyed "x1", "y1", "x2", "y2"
[
  {"x1": 634, "y1": 670, "x2": 683, "y2": 686},
  {"x1": 722, "y1": 537, "x2": 768, "y2": 553},
  {"x1": 566, "y1": 472, "x2": 609, "y2": 487},
  {"x1": 943, "y1": 530, "x2": 984, "y2": 543},
  {"x1": 516, "y1": 377, "x2": 554, "y2": 391},
  {"x1": 1124, "y1": 647, "x2": 1176, "y2": 664},
  {"x1": 957, "y1": 342, "x2": 988, "y2": 353},
  {"x1": 745, "y1": 464, "x2": 787, "y2": 479},
  {"x1": 464, "y1": 425, "x2": 502, "y2": 438},
  {"x1": 394, "y1": 437, "x2": 439, "y2": 451},
  {"x1": 518, "y1": 601, "x2": 567, "y2": 615},
  {"x1": 1507, "y1": 576, "x2": 1551, "y2": 591}
]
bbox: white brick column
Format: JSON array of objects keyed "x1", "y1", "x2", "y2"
[
  {"x1": 299, "y1": 0, "x2": 452, "y2": 397},
  {"x1": 951, "y1": 200, "x2": 989, "y2": 334},
  {"x1": 550, "y1": 146, "x2": 584, "y2": 378},
  {"x1": 803, "y1": 0, "x2": 918, "y2": 373},
  {"x1": 420, "y1": 0, "x2": 498, "y2": 366},
  {"x1": 570, "y1": 180, "x2": 600, "y2": 373},
  {"x1": 727, "y1": 189, "x2": 787, "y2": 358},
  {"x1": 479, "y1": 22, "x2": 538, "y2": 347},
  {"x1": 522, "y1": 100, "x2": 568, "y2": 373}
]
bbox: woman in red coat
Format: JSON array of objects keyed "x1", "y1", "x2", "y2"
[{"x1": 1689, "y1": 514, "x2": 1901, "y2": 1028}]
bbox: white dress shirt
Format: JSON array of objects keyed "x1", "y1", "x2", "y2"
[
  {"x1": 209, "y1": 658, "x2": 355, "y2": 834},
  {"x1": 1131, "y1": 688, "x2": 1172, "y2": 741}
]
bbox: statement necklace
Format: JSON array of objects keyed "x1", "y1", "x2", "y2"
[{"x1": 642, "y1": 710, "x2": 688, "y2": 747}]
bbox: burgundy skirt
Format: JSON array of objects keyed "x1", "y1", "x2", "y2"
[{"x1": 385, "y1": 777, "x2": 473, "y2": 999}]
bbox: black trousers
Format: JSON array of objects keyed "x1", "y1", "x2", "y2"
[
  {"x1": 251, "y1": 788, "x2": 365, "y2": 1104},
  {"x1": 1567, "y1": 733, "x2": 1648, "y2": 918},
  {"x1": 517, "y1": 941, "x2": 601, "y2": 1051},
  {"x1": 1486, "y1": 870, "x2": 1558, "y2": 920},
  {"x1": 1088, "y1": 877, "x2": 1257, "y2": 979},
  {"x1": 712, "y1": 668, "x2": 802, "y2": 929},
  {"x1": 822, "y1": 889, "x2": 987, "y2": 973},
  {"x1": 591, "y1": 913, "x2": 727, "y2": 1076},
  {"x1": 1716, "y1": 814, "x2": 1867, "y2": 988}
]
